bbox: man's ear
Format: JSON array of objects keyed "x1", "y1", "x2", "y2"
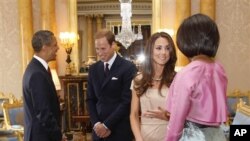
[
  {"x1": 111, "y1": 41, "x2": 116, "y2": 48},
  {"x1": 40, "y1": 45, "x2": 48, "y2": 54},
  {"x1": 41, "y1": 45, "x2": 46, "y2": 50}
]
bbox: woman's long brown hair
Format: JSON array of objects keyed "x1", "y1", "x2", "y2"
[{"x1": 133, "y1": 32, "x2": 177, "y2": 97}]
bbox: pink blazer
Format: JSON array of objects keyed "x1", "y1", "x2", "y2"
[{"x1": 165, "y1": 60, "x2": 228, "y2": 141}]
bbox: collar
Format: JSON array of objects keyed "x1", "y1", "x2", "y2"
[
  {"x1": 104, "y1": 52, "x2": 117, "y2": 69},
  {"x1": 34, "y1": 55, "x2": 49, "y2": 70}
]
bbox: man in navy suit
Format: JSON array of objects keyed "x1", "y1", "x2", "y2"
[
  {"x1": 87, "y1": 29, "x2": 137, "y2": 141},
  {"x1": 22, "y1": 30, "x2": 62, "y2": 141}
]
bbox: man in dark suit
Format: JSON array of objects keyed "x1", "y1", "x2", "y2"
[
  {"x1": 87, "y1": 29, "x2": 137, "y2": 141},
  {"x1": 22, "y1": 30, "x2": 62, "y2": 141}
]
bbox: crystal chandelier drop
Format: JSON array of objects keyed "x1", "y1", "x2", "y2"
[{"x1": 115, "y1": 0, "x2": 143, "y2": 49}]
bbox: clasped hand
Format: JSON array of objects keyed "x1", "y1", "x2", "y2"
[
  {"x1": 93, "y1": 122, "x2": 111, "y2": 138},
  {"x1": 142, "y1": 107, "x2": 170, "y2": 121}
]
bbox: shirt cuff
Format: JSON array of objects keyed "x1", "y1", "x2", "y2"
[{"x1": 93, "y1": 122, "x2": 101, "y2": 129}]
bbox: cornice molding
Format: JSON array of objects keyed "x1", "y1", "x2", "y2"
[
  {"x1": 77, "y1": 0, "x2": 151, "y2": 2},
  {"x1": 77, "y1": 2, "x2": 151, "y2": 15}
]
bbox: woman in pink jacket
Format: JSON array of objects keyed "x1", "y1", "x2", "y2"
[{"x1": 165, "y1": 13, "x2": 228, "y2": 141}]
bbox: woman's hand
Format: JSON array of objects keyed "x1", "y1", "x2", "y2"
[{"x1": 142, "y1": 107, "x2": 170, "y2": 121}]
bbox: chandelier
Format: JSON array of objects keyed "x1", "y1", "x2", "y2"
[{"x1": 115, "y1": 0, "x2": 143, "y2": 49}]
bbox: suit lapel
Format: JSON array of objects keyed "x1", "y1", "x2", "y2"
[
  {"x1": 32, "y1": 58, "x2": 57, "y2": 97},
  {"x1": 96, "y1": 61, "x2": 105, "y2": 82},
  {"x1": 101, "y1": 56, "x2": 122, "y2": 89},
  {"x1": 34, "y1": 59, "x2": 54, "y2": 86}
]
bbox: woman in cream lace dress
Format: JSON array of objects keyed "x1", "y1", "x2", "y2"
[{"x1": 130, "y1": 32, "x2": 177, "y2": 141}]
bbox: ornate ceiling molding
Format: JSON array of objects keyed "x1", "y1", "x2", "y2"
[
  {"x1": 77, "y1": 2, "x2": 151, "y2": 15},
  {"x1": 77, "y1": 0, "x2": 151, "y2": 2}
]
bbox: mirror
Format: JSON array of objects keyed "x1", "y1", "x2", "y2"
[{"x1": 77, "y1": 0, "x2": 152, "y2": 71}]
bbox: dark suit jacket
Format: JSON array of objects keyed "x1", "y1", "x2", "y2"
[
  {"x1": 22, "y1": 58, "x2": 62, "y2": 141},
  {"x1": 87, "y1": 55, "x2": 137, "y2": 141}
]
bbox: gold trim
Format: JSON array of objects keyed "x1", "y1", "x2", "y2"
[
  {"x1": 227, "y1": 89, "x2": 250, "y2": 103},
  {"x1": 2, "y1": 101, "x2": 24, "y2": 140},
  {"x1": 237, "y1": 99, "x2": 250, "y2": 117},
  {"x1": 67, "y1": 82, "x2": 81, "y2": 130}
]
